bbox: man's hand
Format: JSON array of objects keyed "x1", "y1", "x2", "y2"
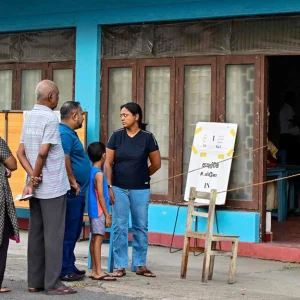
[
  {"x1": 22, "y1": 183, "x2": 34, "y2": 200},
  {"x1": 30, "y1": 174, "x2": 42, "y2": 187},
  {"x1": 105, "y1": 215, "x2": 112, "y2": 228},
  {"x1": 71, "y1": 182, "x2": 80, "y2": 196},
  {"x1": 108, "y1": 187, "x2": 115, "y2": 205}
]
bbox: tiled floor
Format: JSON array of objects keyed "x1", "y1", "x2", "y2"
[{"x1": 271, "y1": 216, "x2": 300, "y2": 248}]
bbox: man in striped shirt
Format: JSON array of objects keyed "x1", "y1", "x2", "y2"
[{"x1": 17, "y1": 80, "x2": 76, "y2": 295}]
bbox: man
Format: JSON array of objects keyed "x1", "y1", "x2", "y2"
[
  {"x1": 59, "y1": 101, "x2": 90, "y2": 281},
  {"x1": 17, "y1": 80, "x2": 76, "y2": 295},
  {"x1": 279, "y1": 91, "x2": 300, "y2": 164}
]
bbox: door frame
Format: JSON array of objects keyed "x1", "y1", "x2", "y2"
[
  {"x1": 174, "y1": 57, "x2": 217, "y2": 201},
  {"x1": 138, "y1": 58, "x2": 176, "y2": 201},
  {"x1": 217, "y1": 55, "x2": 265, "y2": 211}
]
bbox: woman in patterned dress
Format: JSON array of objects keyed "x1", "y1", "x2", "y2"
[{"x1": 0, "y1": 137, "x2": 19, "y2": 293}]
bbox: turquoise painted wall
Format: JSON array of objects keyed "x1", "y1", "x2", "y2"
[
  {"x1": 16, "y1": 204, "x2": 259, "y2": 242},
  {"x1": 2, "y1": 0, "x2": 290, "y2": 242},
  {"x1": 1, "y1": 0, "x2": 300, "y2": 142}
]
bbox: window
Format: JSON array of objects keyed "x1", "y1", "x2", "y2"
[
  {"x1": 0, "y1": 61, "x2": 75, "y2": 110},
  {"x1": 0, "y1": 66, "x2": 13, "y2": 110}
]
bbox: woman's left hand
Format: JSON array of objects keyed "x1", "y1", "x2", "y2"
[
  {"x1": 109, "y1": 187, "x2": 115, "y2": 205},
  {"x1": 5, "y1": 169, "x2": 11, "y2": 178}
]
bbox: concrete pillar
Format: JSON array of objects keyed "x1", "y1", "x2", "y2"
[{"x1": 75, "y1": 20, "x2": 101, "y2": 144}]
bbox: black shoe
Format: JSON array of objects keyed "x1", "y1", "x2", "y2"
[
  {"x1": 60, "y1": 272, "x2": 85, "y2": 282},
  {"x1": 74, "y1": 268, "x2": 86, "y2": 276}
]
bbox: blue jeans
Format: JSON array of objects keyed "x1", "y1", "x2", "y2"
[
  {"x1": 112, "y1": 187, "x2": 150, "y2": 268},
  {"x1": 60, "y1": 191, "x2": 85, "y2": 276}
]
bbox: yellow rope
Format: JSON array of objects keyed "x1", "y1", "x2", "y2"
[
  {"x1": 218, "y1": 172, "x2": 300, "y2": 194},
  {"x1": 151, "y1": 145, "x2": 267, "y2": 185}
]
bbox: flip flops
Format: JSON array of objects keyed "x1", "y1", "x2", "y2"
[
  {"x1": 136, "y1": 269, "x2": 156, "y2": 277},
  {"x1": 45, "y1": 285, "x2": 77, "y2": 295},
  {"x1": 91, "y1": 274, "x2": 116, "y2": 281},
  {"x1": 111, "y1": 269, "x2": 126, "y2": 277},
  {"x1": 28, "y1": 287, "x2": 44, "y2": 293},
  {"x1": 0, "y1": 287, "x2": 11, "y2": 293}
]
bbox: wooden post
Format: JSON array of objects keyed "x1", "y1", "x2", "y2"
[
  {"x1": 202, "y1": 189, "x2": 217, "y2": 283},
  {"x1": 180, "y1": 187, "x2": 196, "y2": 279}
]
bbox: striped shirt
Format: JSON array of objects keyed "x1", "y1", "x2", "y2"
[{"x1": 20, "y1": 104, "x2": 70, "y2": 199}]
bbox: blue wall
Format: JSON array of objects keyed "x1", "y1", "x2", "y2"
[
  {"x1": 16, "y1": 204, "x2": 259, "y2": 242},
  {"x1": 1, "y1": 0, "x2": 300, "y2": 142},
  {"x1": 148, "y1": 204, "x2": 259, "y2": 242},
  {"x1": 3, "y1": 0, "x2": 293, "y2": 243},
  {"x1": 1, "y1": 0, "x2": 300, "y2": 143}
]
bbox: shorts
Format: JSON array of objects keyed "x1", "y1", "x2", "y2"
[{"x1": 90, "y1": 213, "x2": 106, "y2": 235}]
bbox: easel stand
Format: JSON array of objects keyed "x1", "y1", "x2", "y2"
[{"x1": 180, "y1": 187, "x2": 239, "y2": 284}]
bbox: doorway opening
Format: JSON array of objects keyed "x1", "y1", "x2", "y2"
[{"x1": 267, "y1": 56, "x2": 300, "y2": 247}]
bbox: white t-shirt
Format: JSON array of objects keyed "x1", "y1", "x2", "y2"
[{"x1": 279, "y1": 103, "x2": 300, "y2": 136}]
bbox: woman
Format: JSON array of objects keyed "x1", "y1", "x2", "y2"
[
  {"x1": 105, "y1": 102, "x2": 161, "y2": 278},
  {"x1": 0, "y1": 137, "x2": 19, "y2": 293}
]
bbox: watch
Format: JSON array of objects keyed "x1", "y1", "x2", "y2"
[{"x1": 108, "y1": 185, "x2": 113, "y2": 188}]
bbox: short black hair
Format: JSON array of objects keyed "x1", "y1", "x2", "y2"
[
  {"x1": 87, "y1": 142, "x2": 106, "y2": 163},
  {"x1": 60, "y1": 101, "x2": 81, "y2": 120}
]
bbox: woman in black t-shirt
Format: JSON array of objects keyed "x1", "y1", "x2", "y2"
[{"x1": 105, "y1": 102, "x2": 161, "y2": 278}]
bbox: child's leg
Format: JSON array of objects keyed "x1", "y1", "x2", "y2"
[
  {"x1": 90, "y1": 235, "x2": 97, "y2": 277},
  {"x1": 93, "y1": 234, "x2": 104, "y2": 277}
]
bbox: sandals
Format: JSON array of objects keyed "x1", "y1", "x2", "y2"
[
  {"x1": 0, "y1": 287, "x2": 11, "y2": 293},
  {"x1": 28, "y1": 287, "x2": 44, "y2": 293},
  {"x1": 136, "y1": 269, "x2": 156, "y2": 277},
  {"x1": 111, "y1": 269, "x2": 126, "y2": 277},
  {"x1": 45, "y1": 285, "x2": 77, "y2": 295},
  {"x1": 91, "y1": 274, "x2": 116, "y2": 281}
]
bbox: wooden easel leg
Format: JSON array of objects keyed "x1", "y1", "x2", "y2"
[
  {"x1": 180, "y1": 235, "x2": 190, "y2": 279},
  {"x1": 228, "y1": 240, "x2": 238, "y2": 284},
  {"x1": 208, "y1": 241, "x2": 216, "y2": 280}
]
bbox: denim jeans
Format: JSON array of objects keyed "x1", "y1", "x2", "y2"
[
  {"x1": 60, "y1": 190, "x2": 85, "y2": 276},
  {"x1": 112, "y1": 187, "x2": 150, "y2": 268}
]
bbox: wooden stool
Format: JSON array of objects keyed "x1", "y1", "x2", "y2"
[{"x1": 180, "y1": 188, "x2": 239, "y2": 284}]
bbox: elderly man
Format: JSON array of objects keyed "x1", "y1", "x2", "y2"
[
  {"x1": 59, "y1": 101, "x2": 90, "y2": 281},
  {"x1": 17, "y1": 80, "x2": 76, "y2": 295}
]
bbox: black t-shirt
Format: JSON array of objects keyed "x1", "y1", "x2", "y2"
[{"x1": 107, "y1": 128, "x2": 159, "y2": 189}]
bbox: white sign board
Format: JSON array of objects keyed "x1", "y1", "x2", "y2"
[{"x1": 184, "y1": 122, "x2": 238, "y2": 205}]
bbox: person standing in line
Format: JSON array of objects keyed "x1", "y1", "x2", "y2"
[
  {"x1": 0, "y1": 138, "x2": 19, "y2": 294},
  {"x1": 59, "y1": 101, "x2": 90, "y2": 281},
  {"x1": 17, "y1": 80, "x2": 76, "y2": 295},
  {"x1": 104, "y1": 102, "x2": 161, "y2": 278},
  {"x1": 87, "y1": 142, "x2": 115, "y2": 281}
]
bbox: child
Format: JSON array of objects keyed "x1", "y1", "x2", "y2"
[{"x1": 87, "y1": 142, "x2": 116, "y2": 281}]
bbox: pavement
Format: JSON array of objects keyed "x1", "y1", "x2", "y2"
[{"x1": 2, "y1": 230, "x2": 300, "y2": 299}]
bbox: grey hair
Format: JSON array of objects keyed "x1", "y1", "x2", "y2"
[
  {"x1": 60, "y1": 101, "x2": 81, "y2": 120},
  {"x1": 35, "y1": 86, "x2": 40, "y2": 100}
]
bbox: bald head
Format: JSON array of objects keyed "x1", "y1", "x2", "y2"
[{"x1": 35, "y1": 80, "x2": 59, "y2": 109}]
